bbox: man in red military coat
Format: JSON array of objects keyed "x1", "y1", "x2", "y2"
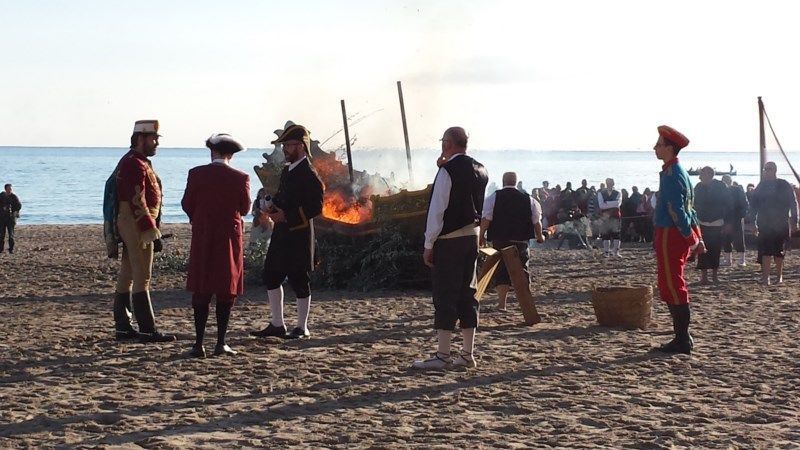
[
  {"x1": 114, "y1": 119, "x2": 175, "y2": 343},
  {"x1": 182, "y1": 133, "x2": 251, "y2": 357}
]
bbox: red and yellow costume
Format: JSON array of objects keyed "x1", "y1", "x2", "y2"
[
  {"x1": 115, "y1": 149, "x2": 162, "y2": 294},
  {"x1": 117, "y1": 150, "x2": 162, "y2": 245}
]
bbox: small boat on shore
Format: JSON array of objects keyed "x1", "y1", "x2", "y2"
[{"x1": 687, "y1": 164, "x2": 736, "y2": 176}]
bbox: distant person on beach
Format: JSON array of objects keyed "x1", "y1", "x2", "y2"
[
  {"x1": 575, "y1": 179, "x2": 590, "y2": 214},
  {"x1": 414, "y1": 126, "x2": 488, "y2": 370},
  {"x1": 112, "y1": 120, "x2": 175, "y2": 343},
  {"x1": 479, "y1": 171, "x2": 545, "y2": 311},
  {"x1": 635, "y1": 187, "x2": 654, "y2": 242},
  {"x1": 0, "y1": 184, "x2": 22, "y2": 254},
  {"x1": 597, "y1": 178, "x2": 622, "y2": 257},
  {"x1": 182, "y1": 133, "x2": 251, "y2": 358},
  {"x1": 251, "y1": 124, "x2": 324, "y2": 340},
  {"x1": 652, "y1": 125, "x2": 705, "y2": 355},
  {"x1": 720, "y1": 174, "x2": 749, "y2": 267},
  {"x1": 249, "y1": 188, "x2": 274, "y2": 249},
  {"x1": 693, "y1": 166, "x2": 730, "y2": 284},
  {"x1": 750, "y1": 161, "x2": 799, "y2": 285}
]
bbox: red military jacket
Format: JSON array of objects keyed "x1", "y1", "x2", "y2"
[
  {"x1": 116, "y1": 150, "x2": 162, "y2": 245},
  {"x1": 182, "y1": 162, "x2": 251, "y2": 296}
]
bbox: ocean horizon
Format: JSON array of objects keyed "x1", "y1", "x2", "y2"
[{"x1": 0, "y1": 146, "x2": 788, "y2": 225}]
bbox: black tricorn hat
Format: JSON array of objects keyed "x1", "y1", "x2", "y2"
[
  {"x1": 206, "y1": 133, "x2": 247, "y2": 155},
  {"x1": 271, "y1": 124, "x2": 311, "y2": 158}
]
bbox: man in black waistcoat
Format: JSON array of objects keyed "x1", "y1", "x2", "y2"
[
  {"x1": 413, "y1": 127, "x2": 488, "y2": 370},
  {"x1": 0, "y1": 184, "x2": 22, "y2": 254},
  {"x1": 597, "y1": 178, "x2": 622, "y2": 257},
  {"x1": 251, "y1": 124, "x2": 324, "y2": 340},
  {"x1": 479, "y1": 172, "x2": 545, "y2": 310}
]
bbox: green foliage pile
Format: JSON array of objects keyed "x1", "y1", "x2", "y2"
[
  {"x1": 312, "y1": 225, "x2": 429, "y2": 291},
  {"x1": 244, "y1": 240, "x2": 269, "y2": 285},
  {"x1": 151, "y1": 227, "x2": 427, "y2": 291},
  {"x1": 153, "y1": 247, "x2": 187, "y2": 273}
]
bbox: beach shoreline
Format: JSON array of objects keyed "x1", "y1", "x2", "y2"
[{"x1": 1, "y1": 224, "x2": 798, "y2": 448}]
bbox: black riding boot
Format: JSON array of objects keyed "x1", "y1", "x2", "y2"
[
  {"x1": 673, "y1": 304, "x2": 693, "y2": 355},
  {"x1": 113, "y1": 292, "x2": 139, "y2": 341},
  {"x1": 189, "y1": 304, "x2": 209, "y2": 358},
  {"x1": 132, "y1": 291, "x2": 176, "y2": 343},
  {"x1": 654, "y1": 304, "x2": 681, "y2": 353},
  {"x1": 214, "y1": 302, "x2": 237, "y2": 356}
]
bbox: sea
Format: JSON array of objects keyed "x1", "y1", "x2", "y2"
[{"x1": 0, "y1": 146, "x2": 783, "y2": 225}]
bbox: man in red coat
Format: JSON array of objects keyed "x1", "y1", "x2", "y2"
[{"x1": 182, "y1": 133, "x2": 251, "y2": 357}]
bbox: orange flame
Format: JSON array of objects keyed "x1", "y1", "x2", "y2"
[{"x1": 322, "y1": 190, "x2": 373, "y2": 224}]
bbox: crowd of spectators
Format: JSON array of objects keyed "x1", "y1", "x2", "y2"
[{"x1": 486, "y1": 176, "x2": 762, "y2": 248}]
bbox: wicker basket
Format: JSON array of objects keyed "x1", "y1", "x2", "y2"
[{"x1": 590, "y1": 285, "x2": 652, "y2": 330}]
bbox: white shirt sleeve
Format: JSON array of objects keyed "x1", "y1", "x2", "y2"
[
  {"x1": 598, "y1": 190, "x2": 621, "y2": 209},
  {"x1": 424, "y1": 168, "x2": 452, "y2": 249},
  {"x1": 482, "y1": 191, "x2": 497, "y2": 220},
  {"x1": 531, "y1": 197, "x2": 542, "y2": 225}
]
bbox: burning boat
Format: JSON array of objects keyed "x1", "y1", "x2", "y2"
[{"x1": 254, "y1": 123, "x2": 430, "y2": 236}]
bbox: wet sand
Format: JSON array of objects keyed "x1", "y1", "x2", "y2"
[{"x1": 1, "y1": 224, "x2": 798, "y2": 448}]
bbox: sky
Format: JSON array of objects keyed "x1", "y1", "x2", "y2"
[{"x1": 1, "y1": 0, "x2": 800, "y2": 151}]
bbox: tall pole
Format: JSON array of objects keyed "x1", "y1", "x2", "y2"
[
  {"x1": 397, "y1": 81, "x2": 414, "y2": 186},
  {"x1": 341, "y1": 99, "x2": 354, "y2": 183},
  {"x1": 758, "y1": 96, "x2": 766, "y2": 181}
]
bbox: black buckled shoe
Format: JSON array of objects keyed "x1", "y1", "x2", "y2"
[
  {"x1": 214, "y1": 344, "x2": 237, "y2": 356},
  {"x1": 653, "y1": 338, "x2": 680, "y2": 353},
  {"x1": 139, "y1": 331, "x2": 176, "y2": 343},
  {"x1": 188, "y1": 345, "x2": 206, "y2": 358},
  {"x1": 115, "y1": 329, "x2": 141, "y2": 341},
  {"x1": 250, "y1": 323, "x2": 287, "y2": 338},
  {"x1": 286, "y1": 327, "x2": 310, "y2": 340}
]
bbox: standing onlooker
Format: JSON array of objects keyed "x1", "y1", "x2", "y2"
[
  {"x1": 750, "y1": 162, "x2": 799, "y2": 285},
  {"x1": 0, "y1": 184, "x2": 22, "y2": 254},
  {"x1": 574, "y1": 179, "x2": 590, "y2": 214},
  {"x1": 597, "y1": 178, "x2": 622, "y2": 257},
  {"x1": 413, "y1": 126, "x2": 488, "y2": 370},
  {"x1": 182, "y1": 133, "x2": 251, "y2": 358},
  {"x1": 693, "y1": 166, "x2": 730, "y2": 284},
  {"x1": 249, "y1": 188, "x2": 274, "y2": 250},
  {"x1": 721, "y1": 174, "x2": 749, "y2": 267},
  {"x1": 636, "y1": 187, "x2": 654, "y2": 242}
]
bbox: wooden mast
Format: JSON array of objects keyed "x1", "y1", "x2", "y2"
[
  {"x1": 758, "y1": 96, "x2": 766, "y2": 181},
  {"x1": 397, "y1": 81, "x2": 414, "y2": 186},
  {"x1": 340, "y1": 99, "x2": 354, "y2": 183}
]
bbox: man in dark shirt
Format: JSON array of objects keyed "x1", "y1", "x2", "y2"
[
  {"x1": 574, "y1": 179, "x2": 590, "y2": 214},
  {"x1": 0, "y1": 184, "x2": 22, "y2": 254},
  {"x1": 720, "y1": 174, "x2": 749, "y2": 267},
  {"x1": 414, "y1": 127, "x2": 488, "y2": 370},
  {"x1": 751, "y1": 162, "x2": 799, "y2": 285},
  {"x1": 693, "y1": 167, "x2": 730, "y2": 283}
]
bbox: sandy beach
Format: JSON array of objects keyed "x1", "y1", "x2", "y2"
[{"x1": 1, "y1": 223, "x2": 799, "y2": 448}]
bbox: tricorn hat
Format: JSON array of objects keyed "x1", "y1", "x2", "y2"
[
  {"x1": 657, "y1": 125, "x2": 689, "y2": 150},
  {"x1": 133, "y1": 120, "x2": 161, "y2": 136},
  {"x1": 271, "y1": 124, "x2": 311, "y2": 159},
  {"x1": 206, "y1": 133, "x2": 247, "y2": 155}
]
